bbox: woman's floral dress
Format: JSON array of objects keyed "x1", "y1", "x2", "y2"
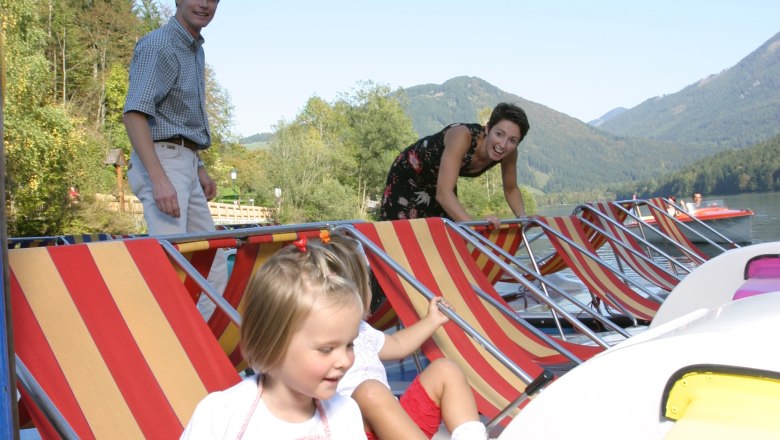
[{"x1": 378, "y1": 123, "x2": 498, "y2": 221}]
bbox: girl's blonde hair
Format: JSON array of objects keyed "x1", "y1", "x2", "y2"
[
  {"x1": 317, "y1": 233, "x2": 372, "y2": 315},
  {"x1": 240, "y1": 239, "x2": 363, "y2": 371}
]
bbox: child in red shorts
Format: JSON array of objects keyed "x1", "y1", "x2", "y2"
[{"x1": 323, "y1": 235, "x2": 488, "y2": 439}]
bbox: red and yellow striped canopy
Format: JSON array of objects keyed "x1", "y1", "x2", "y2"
[{"x1": 10, "y1": 239, "x2": 239, "y2": 439}]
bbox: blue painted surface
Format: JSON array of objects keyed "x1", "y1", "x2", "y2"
[{"x1": 1, "y1": 247, "x2": 16, "y2": 438}]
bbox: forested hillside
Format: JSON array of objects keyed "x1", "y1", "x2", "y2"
[
  {"x1": 599, "y1": 31, "x2": 780, "y2": 148},
  {"x1": 610, "y1": 133, "x2": 780, "y2": 199},
  {"x1": 398, "y1": 76, "x2": 715, "y2": 195}
]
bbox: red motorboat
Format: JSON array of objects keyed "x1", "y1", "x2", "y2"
[{"x1": 632, "y1": 199, "x2": 754, "y2": 244}]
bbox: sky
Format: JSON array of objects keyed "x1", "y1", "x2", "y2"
[{"x1": 203, "y1": 1, "x2": 780, "y2": 137}]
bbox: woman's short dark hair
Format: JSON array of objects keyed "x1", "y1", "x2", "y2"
[{"x1": 487, "y1": 103, "x2": 530, "y2": 142}]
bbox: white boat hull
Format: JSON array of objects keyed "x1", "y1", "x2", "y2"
[
  {"x1": 630, "y1": 211, "x2": 753, "y2": 244},
  {"x1": 500, "y1": 292, "x2": 780, "y2": 439},
  {"x1": 499, "y1": 242, "x2": 780, "y2": 439}
]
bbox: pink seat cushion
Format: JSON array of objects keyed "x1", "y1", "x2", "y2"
[
  {"x1": 734, "y1": 256, "x2": 780, "y2": 300},
  {"x1": 746, "y1": 257, "x2": 780, "y2": 279}
]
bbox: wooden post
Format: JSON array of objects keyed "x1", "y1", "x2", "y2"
[
  {"x1": 104, "y1": 149, "x2": 127, "y2": 212},
  {"x1": 115, "y1": 164, "x2": 125, "y2": 212}
]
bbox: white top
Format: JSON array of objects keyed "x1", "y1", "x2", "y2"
[
  {"x1": 337, "y1": 321, "x2": 390, "y2": 396},
  {"x1": 181, "y1": 376, "x2": 367, "y2": 439}
]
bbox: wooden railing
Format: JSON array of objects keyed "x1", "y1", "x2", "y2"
[
  {"x1": 209, "y1": 201, "x2": 276, "y2": 224},
  {"x1": 100, "y1": 194, "x2": 277, "y2": 224}
]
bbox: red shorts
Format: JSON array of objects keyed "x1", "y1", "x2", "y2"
[{"x1": 366, "y1": 376, "x2": 441, "y2": 440}]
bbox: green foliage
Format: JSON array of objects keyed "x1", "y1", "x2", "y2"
[
  {"x1": 3, "y1": 0, "x2": 80, "y2": 235},
  {"x1": 220, "y1": 83, "x2": 419, "y2": 223},
  {"x1": 5, "y1": 105, "x2": 82, "y2": 235},
  {"x1": 133, "y1": 0, "x2": 166, "y2": 34},
  {"x1": 62, "y1": 196, "x2": 139, "y2": 235},
  {"x1": 205, "y1": 64, "x2": 235, "y2": 147},
  {"x1": 459, "y1": 166, "x2": 538, "y2": 217},
  {"x1": 218, "y1": 144, "x2": 271, "y2": 206},
  {"x1": 521, "y1": 187, "x2": 537, "y2": 215},
  {"x1": 263, "y1": 120, "x2": 338, "y2": 222},
  {"x1": 341, "y1": 82, "x2": 418, "y2": 201},
  {"x1": 295, "y1": 177, "x2": 360, "y2": 223}
]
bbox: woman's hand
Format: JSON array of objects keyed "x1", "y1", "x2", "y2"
[{"x1": 484, "y1": 216, "x2": 501, "y2": 229}]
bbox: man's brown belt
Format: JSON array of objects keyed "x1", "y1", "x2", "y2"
[{"x1": 156, "y1": 136, "x2": 201, "y2": 150}]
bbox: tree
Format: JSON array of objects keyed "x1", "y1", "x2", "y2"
[
  {"x1": 264, "y1": 120, "x2": 356, "y2": 223},
  {"x1": 341, "y1": 82, "x2": 417, "y2": 214},
  {"x1": 133, "y1": 0, "x2": 166, "y2": 34},
  {"x1": 205, "y1": 64, "x2": 235, "y2": 147},
  {"x1": 3, "y1": 0, "x2": 85, "y2": 235},
  {"x1": 43, "y1": 0, "x2": 137, "y2": 127}
]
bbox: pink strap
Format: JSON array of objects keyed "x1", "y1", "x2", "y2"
[{"x1": 236, "y1": 375, "x2": 330, "y2": 439}]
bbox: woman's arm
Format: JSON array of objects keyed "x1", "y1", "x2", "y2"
[
  {"x1": 435, "y1": 126, "x2": 474, "y2": 221},
  {"x1": 378, "y1": 297, "x2": 450, "y2": 361},
  {"x1": 501, "y1": 150, "x2": 526, "y2": 217}
]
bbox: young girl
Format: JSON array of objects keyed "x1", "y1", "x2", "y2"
[
  {"x1": 317, "y1": 233, "x2": 488, "y2": 440},
  {"x1": 182, "y1": 239, "x2": 367, "y2": 439}
]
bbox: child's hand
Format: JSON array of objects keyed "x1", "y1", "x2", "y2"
[{"x1": 425, "y1": 296, "x2": 451, "y2": 327}]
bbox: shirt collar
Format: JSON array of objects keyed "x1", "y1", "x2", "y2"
[{"x1": 168, "y1": 16, "x2": 205, "y2": 50}]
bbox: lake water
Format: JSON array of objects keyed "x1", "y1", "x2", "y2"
[
  {"x1": 716, "y1": 192, "x2": 779, "y2": 244},
  {"x1": 537, "y1": 191, "x2": 779, "y2": 244}
]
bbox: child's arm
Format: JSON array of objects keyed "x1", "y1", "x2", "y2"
[{"x1": 378, "y1": 297, "x2": 450, "y2": 361}]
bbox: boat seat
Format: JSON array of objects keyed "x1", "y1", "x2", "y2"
[
  {"x1": 744, "y1": 254, "x2": 780, "y2": 279},
  {"x1": 733, "y1": 255, "x2": 780, "y2": 300}
]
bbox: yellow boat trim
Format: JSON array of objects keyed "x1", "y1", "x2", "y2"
[{"x1": 664, "y1": 368, "x2": 780, "y2": 439}]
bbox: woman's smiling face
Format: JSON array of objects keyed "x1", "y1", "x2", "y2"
[{"x1": 485, "y1": 120, "x2": 522, "y2": 161}]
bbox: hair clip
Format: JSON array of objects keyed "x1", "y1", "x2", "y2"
[
  {"x1": 293, "y1": 237, "x2": 307, "y2": 252},
  {"x1": 319, "y1": 230, "x2": 331, "y2": 244}
]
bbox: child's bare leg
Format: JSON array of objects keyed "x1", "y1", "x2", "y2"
[
  {"x1": 352, "y1": 379, "x2": 427, "y2": 440},
  {"x1": 418, "y1": 358, "x2": 480, "y2": 432}
]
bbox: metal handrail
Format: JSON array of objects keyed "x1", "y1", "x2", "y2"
[
  {"x1": 612, "y1": 203, "x2": 710, "y2": 265},
  {"x1": 522, "y1": 218, "x2": 665, "y2": 303},
  {"x1": 159, "y1": 240, "x2": 242, "y2": 326},
  {"x1": 470, "y1": 284, "x2": 584, "y2": 364},
  {"x1": 456, "y1": 223, "x2": 628, "y2": 344},
  {"x1": 572, "y1": 204, "x2": 690, "y2": 275}
]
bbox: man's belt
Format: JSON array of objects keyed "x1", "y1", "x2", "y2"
[{"x1": 155, "y1": 136, "x2": 201, "y2": 150}]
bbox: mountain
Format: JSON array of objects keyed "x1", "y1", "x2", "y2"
[
  {"x1": 239, "y1": 132, "x2": 273, "y2": 144},
  {"x1": 239, "y1": 132, "x2": 273, "y2": 150},
  {"x1": 589, "y1": 107, "x2": 627, "y2": 127},
  {"x1": 398, "y1": 76, "x2": 713, "y2": 194},
  {"x1": 598, "y1": 31, "x2": 780, "y2": 148}
]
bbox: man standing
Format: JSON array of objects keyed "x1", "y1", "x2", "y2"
[{"x1": 123, "y1": 0, "x2": 226, "y2": 317}]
